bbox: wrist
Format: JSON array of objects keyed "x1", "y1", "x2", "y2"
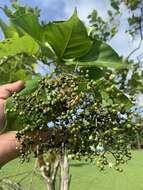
[{"x1": 0, "y1": 131, "x2": 20, "y2": 167}]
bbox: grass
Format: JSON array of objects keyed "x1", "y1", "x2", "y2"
[{"x1": 1, "y1": 150, "x2": 143, "y2": 190}]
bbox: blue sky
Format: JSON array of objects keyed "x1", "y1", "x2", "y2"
[
  {"x1": 0, "y1": 0, "x2": 67, "y2": 23},
  {"x1": 0, "y1": 0, "x2": 110, "y2": 22}
]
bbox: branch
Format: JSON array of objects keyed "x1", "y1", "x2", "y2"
[
  {"x1": 127, "y1": 8, "x2": 143, "y2": 60},
  {"x1": 51, "y1": 157, "x2": 60, "y2": 182}
]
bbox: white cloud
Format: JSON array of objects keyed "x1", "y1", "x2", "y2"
[
  {"x1": 136, "y1": 94, "x2": 143, "y2": 107},
  {"x1": 63, "y1": 0, "x2": 110, "y2": 23}
]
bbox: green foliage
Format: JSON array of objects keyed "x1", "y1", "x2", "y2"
[
  {"x1": 77, "y1": 40, "x2": 101, "y2": 62},
  {"x1": 78, "y1": 66, "x2": 104, "y2": 80},
  {"x1": 94, "y1": 78, "x2": 132, "y2": 110},
  {"x1": 87, "y1": 0, "x2": 143, "y2": 108},
  {"x1": 110, "y1": 0, "x2": 142, "y2": 38},
  {"x1": 0, "y1": 35, "x2": 39, "y2": 59},
  {"x1": 88, "y1": 10, "x2": 118, "y2": 41},
  {"x1": 89, "y1": 0, "x2": 143, "y2": 44},
  {"x1": 125, "y1": 0, "x2": 140, "y2": 10},
  {"x1": 0, "y1": 3, "x2": 142, "y2": 190},
  {"x1": 5, "y1": 7, "x2": 92, "y2": 61},
  {"x1": 1, "y1": 3, "x2": 126, "y2": 69},
  {"x1": 110, "y1": 0, "x2": 120, "y2": 10},
  {"x1": 113, "y1": 65, "x2": 143, "y2": 96},
  {"x1": 0, "y1": 53, "x2": 38, "y2": 84}
]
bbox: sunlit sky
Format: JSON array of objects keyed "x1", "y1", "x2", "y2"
[{"x1": 0, "y1": 0, "x2": 142, "y2": 59}]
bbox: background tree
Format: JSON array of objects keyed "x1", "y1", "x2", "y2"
[{"x1": 88, "y1": 0, "x2": 143, "y2": 149}]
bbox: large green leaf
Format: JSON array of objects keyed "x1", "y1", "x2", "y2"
[
  {"x1": 0, "y1": 35, "x2": 39, "y2": 58},
  {"x1": 65, "y1": 43, "x2": 130, "y2": 69},
  {"x1": 43, "y1": 10, "x2": 92, "y2": 60}
]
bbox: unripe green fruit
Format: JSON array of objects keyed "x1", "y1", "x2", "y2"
[
  {"x1": 4, "y1": 73, "x2": 135, "y2": 171},
  {"x1": 109, "y1": 74, "x2": 115, "y2": 80},
  {"x1": 127, "y1": 124, "x2": 131, "y2": 129},
  {"x1": 85, "y1": 74, "x2": 89, "y2": 78}
]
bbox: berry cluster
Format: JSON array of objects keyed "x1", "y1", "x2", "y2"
[{"x1": 7, "y1": 73, "x2": 136, "y2": 171}]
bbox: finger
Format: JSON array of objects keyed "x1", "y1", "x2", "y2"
[
  {"x1": 1, "y1": 81, "x2": 25, "y2": 93},
  {"x1": 0, "y1": 88, "x2": 11, "y2": 99},
  {"x1": 0, "y1": 99, "x2": 6, "y2": 130},
  {"x1": 0, "y1": 81, "x2": 25, "y2": 99}
]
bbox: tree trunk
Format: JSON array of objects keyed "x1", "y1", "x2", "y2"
[
  {"x1": 37, "y1": 153, "x2": 59, "y2": 190},
  {"x1": 60, "y1": 146, "x2": 71, "y2": 190},
  {"x1": 37, "y1": 146, "x2": 71, "y2": 190},
  {"x1": 46, "y1": 180, "x2": 55, "y2": 190}
]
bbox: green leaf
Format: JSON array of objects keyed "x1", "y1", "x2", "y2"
[
  {"x1": 95, "y1": 79, "x2": 133, "y2": 110},
  {"x1": 77, "y1": 40, "x2": 101, "y2": 62},
  {"x1": 0, "y1": 35, "x2": 39, "y2": 58},
  {"x1": 14, "y1": 69, "x2": 30, "y2": 81},
  {"x1": 6, "y1": 6, "x2": 43, "y2": 41},
  {"x1": 65, "y1": 43, "x2": 130, "y2": 69},
  {"x1": 43, "y1": 10, "x2": 92, "y2": 60},
  {"x1": 80, "y1": 66, "x2": 104, "y2": 80},
  {"x1": 0, "y1": 71, "x2": 10, "y2": 84},
  {"x1": 101, "y1": 91, "x2": 113, "y2": 106},
  {"x1": 18, "y1": 79, "x2": 39, "y2": 96},
  {"x1": 40, "y1": 44, "x2": 57, "y2": 60},
  {"x1": 5, "y1": 78, "x2": 40, "y2": 131},
  {"x1": 115, "y1": 91, "x2": 132, "y2": 109},
  {"x1": 0, "y1": 19, "x2": 19, "y2": 38},
  {"x1": 93, "y1": 43, "x2": 126, "y2": 68}
]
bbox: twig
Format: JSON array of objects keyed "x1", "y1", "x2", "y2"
[{"x1": 127, "y1": 7, "x2": 143, "y2": 60}]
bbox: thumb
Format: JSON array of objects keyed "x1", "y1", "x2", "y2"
[
  {"x1": 0, "y1": 81, "x2": 25, "y2": 99},
  {"x1": 2, "y1": 81, "x2": 25, "y2": 93}
]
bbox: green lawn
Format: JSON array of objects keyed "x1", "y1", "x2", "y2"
[{"x1": 1, "y1": 151, "x2": 143, "y2": 190}]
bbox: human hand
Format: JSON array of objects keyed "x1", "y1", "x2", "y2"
[
  {"x1": 0, "y1": 81, "x2": 24, "y2": 167},
  {"x1": 0, "y1": 81, "x2": 25, "y2": 130}
]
